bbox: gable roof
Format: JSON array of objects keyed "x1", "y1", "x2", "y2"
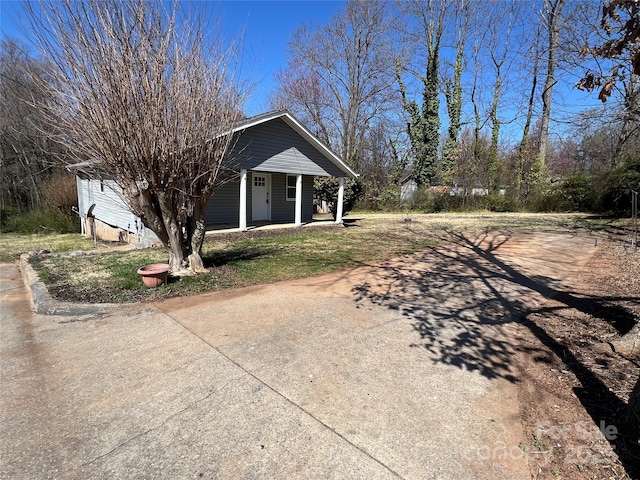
[
  {"x1": 68, "y1": 110, "x2": 357, "y2": 179},
  {"x1": 232, "y1": 111, "x2": 358, "y2": 179}
]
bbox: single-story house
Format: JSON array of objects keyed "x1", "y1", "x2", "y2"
[{"x1": 73, "y1": 111, "x2": 358, "y2": 243}]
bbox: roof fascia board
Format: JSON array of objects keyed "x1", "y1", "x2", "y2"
[
  {"x1": 70, "y1": 111, "x2": 359, "y2": 179},
  {"x1": 231, "y1": 111, "x2": 286, "y2": 133}
]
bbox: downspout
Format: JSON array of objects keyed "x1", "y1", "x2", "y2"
[
  {"x1": 335, "y1": 177, "x2": 345, "y2": 224},
  {"x1": 71, "y1": 206, "x2": 85, "y2": 235}
]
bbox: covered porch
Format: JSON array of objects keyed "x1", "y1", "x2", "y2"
[
  {"x1": 205, "y1": 111, "x2": 357, "y2": 232},
  {"x1": 235, "y1": 169, "x2": 347, "y2": 231},
  {"x1": 204, "y1": 214, "x2": 338, "y2": 237}
]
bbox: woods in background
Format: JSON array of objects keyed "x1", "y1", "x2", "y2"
[
  {"x1": 1, "y1": 0, "x2": 638, "y2": 227},
  {"x1": 271, "y1": 0, "x2": 639, "y2": 214}
]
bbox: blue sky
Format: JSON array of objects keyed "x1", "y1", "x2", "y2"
[
  {"x1": 212, "y1": 1, "x2": 345, "y2": 114},
  {"x1": 0, "y1": 0, "x2": 610, "y2": 144},
  {"x1": 0, "y1": 0, "x2": 345, "y2": 116}
]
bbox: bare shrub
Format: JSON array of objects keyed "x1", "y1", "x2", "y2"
[
  {"x1": 41, "y1": 169, "x2": 77, "y2": 215},
  {"x1": 25, "y1": 0, "x2": 247, "y2": 274}
]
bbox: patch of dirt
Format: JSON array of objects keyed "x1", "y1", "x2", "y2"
[{"x1": 513, "y1": 228, "x2": 640, "y2": 479}]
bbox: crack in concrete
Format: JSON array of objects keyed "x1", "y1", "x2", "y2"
[
  {"x1": 80, "y1": 374, "x2": 246, "y2": 468},
  {"x1": 166, "y1": 313, "x2": 405, "y2": 480},
  {"x1": 0, "y1": 285, "x2": 24, "y2": 294}
]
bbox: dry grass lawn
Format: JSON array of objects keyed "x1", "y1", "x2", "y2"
[{"x1": 16, "y1": 212, "x2": 631, "y2": 303}]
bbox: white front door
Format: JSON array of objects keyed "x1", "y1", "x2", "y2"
[{"x1": 252, "y1": 173, "x2": 271, "y2": 221}]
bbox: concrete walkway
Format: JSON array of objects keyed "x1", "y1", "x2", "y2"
[{"x1": 0, "y1": 230, "x2": 598, "y2": 479}]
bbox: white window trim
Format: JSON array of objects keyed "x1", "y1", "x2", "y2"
[{"x1": 286, "y1": 174, "x2": 297, "y2": 202}]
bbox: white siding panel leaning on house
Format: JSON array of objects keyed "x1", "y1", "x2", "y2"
[{"x1": 75, "y1": 173, "x2": 158, "y2": 243}]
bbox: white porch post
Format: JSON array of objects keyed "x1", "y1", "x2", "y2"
[
  {"x1": 335, "y1": 177, "x2": 345, "y2": 224},
  {"x1": 294, "y1": 174, "x2": 303, "y2": 226},
  {"x1": 239, "y1": 169, "x2": 247, "y2": 231}
]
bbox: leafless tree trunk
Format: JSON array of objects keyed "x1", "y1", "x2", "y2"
[
  {"x1": 609, "y1": 320, "x2": 640, "y2": 447},
  {"x1": 272, "y1": 0, "x2": 397, "y2": 171},
  {"x1": 612, "y1": 75, "x2": 640, "y2": 164},
  {"x1": 25, "y1": 0, "x2": 246, "y2": 274},
  {"x1": 485, "y1": 2, "x2": 521, "y2": 195},
  {"x1": 516, "y1": 27, "x2": 541, "y2": 198},
  {"x1": 0, "y1": 39, "x2": 57, "y2": 212},
  {"x1": 441, "y1": 0, "x2": 473, "y2": 184},
  {"x1": 469, "y1": 37, "x2": 484, "y2": 194},
  {"x1": 534, "y1": 0, "x2": 566, "y2": 180}
]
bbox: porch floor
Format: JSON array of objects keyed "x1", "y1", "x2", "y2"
[{"x1": 204, "y1": 215, "x2": 337, "y2": 236}]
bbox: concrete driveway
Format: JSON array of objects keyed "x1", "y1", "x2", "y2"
[{"x1": 0, "y1": 230, "x2": 598, "y2": 479}]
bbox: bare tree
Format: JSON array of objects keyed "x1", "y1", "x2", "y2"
[
  {"x1": 271, "y1": 57, "x2": 334, "y2": 147},
  {"x1": 25, "y1": 0, "x2": 246, "y2": 274},
  {"x1": 395, "y1": 0, "x2": 448, "y2": 188},
  {"x1": 565, "y1": 1, "x2": 638, "y2": 168},
  {"x1": 272, "y1": 0, "x2": 398, "y2": 171},
  {"x1": 441, "y1": 0, "x2": 473, "y2": 184},
  {"x1": 0, "y1": 39, "x2": 58, "y2": 212},
  {"x1": 534, "y1": 0, "x2": 566, "y2": 180},
  {"x1": 613, "y1": 76, "x2": 640, "y2": 161},
  {"x1": 575, "y1": 0, "x2": 639, "y2": 101},
  {"x1": 358, "y1": 121, "x2": 399, "y2": 203},
  {"x1": 484, "y1": 2, "x2": 523, "y2": 195},
  {"x1": 468, "y1": 33, "x2": 485, "y2": 194},
  {"x1": 515, "y1": 25, "x2": 541, "y2": 198}
]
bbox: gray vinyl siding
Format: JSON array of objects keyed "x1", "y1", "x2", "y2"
[
  {"x1": 271, "y1": 173, "x2": 290, "y2": 221},
  {"x1": 229, "y1": 118, "x2": 346, "y2": 177},
  {"x1": 303, "y1": 176, "x2": 313, "y2": 221},
  {"x1": 206, "y1": 179, "x2": 242, "y2": 225},
  {"x1": 205, "y1": 172, "x2": 314, "y2": 225},
  {"x1": 77, "y1": 113, "x2": 342, "y2": 231},
  {"x1": 268, "y1": 174, "x2": 314, "y2": 222}
]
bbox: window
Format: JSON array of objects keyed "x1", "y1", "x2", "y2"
[{"x1": 286, "y1": 175, "x2": 298, "y2": 201}]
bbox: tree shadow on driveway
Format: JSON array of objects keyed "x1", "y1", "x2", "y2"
[{"x1": 351, "y1": 229, "x2": 639, "y2": 477}]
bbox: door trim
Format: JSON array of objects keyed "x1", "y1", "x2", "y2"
[{"x1": 251, "y1": 172, "x2": 271, "y2": 221}]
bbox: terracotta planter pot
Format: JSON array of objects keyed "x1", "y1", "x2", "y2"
[{"x1": 137, "y1": 263, "x2": 170, "y2": 288}]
